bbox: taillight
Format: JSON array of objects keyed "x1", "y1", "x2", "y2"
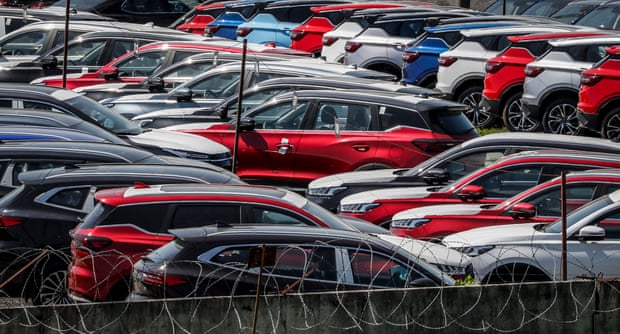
[
  {"x1": 345, "y1": 42, "x2": 362, "y2": 53},
  {"x1": 204, "y1": 25, "x2": 220, "y2": 35},
  {"x1": 140, "y1": 272, "x2": 187, "y2": 286},
  {"x1": 485, "y1": 61, "x2": 505, "y2": 74},
  {"x1": 0, "y1": 216, "x2": 24, "y2": 227},
  {"x1": 525, "y1": 66, "x2": 544, "y2": 77},
  {"x1": 237, "y1": 27, "x2": 252, "y2": 37},
  {"x1": 438, "y1": 56, "x2": 457, "y2": 67},
  {"x1": 402, "y1": 52, "x2": 421, "y2": 63},
  {"x1": 71, "y1": 233, "x2": 113, "y2": 251},
  {"x1": 323, "y1": 36, "x2": 337, "y2": 46},
  {"x1": 580, "y1": 73, "x2": 602, "y2": 86},
  {"x1": 290, "y1": 30, "x2": 306, "y2": 41}
]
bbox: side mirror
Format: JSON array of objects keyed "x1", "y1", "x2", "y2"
[
  {"x1": 146, "y1": 76, "x2": 165, "y2": 92},
  {"x1": 37, "y1": 55, "x2": 58, "y2": 70},
  {"x1": 100, "y1": 66, "x2": 119, "y2": 80},
  {"x1": 238, "y1": 118, "x2": 255, "y2": 131},
  {"x1": 173, "y1": 88, "x2": 193, "y2": 102},
  {"x1": 576, "y1": 225, "x2": 605, "y2": 241},
  {"x1": 508, "y1": 202, "x2": 536, "y2": 219},
  {"x1": 409, "y1": 277, "x2": 437, "y2": 287},
  {"x1": 422, "y1": 168, "x2": 449, "y2": 185},
  {"x1": 456, "y1": 185, "x2": 485, "y2": 202}
]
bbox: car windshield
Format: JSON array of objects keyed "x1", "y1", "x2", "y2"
[
  {"x1": 550, "y1": 2, "x2": 597, "y2": 24},
  {"x1": 543, "y1": 194, "x2": 614, "y2": 233},
  {"x1": 300, "y1": 197, "x2": 358, "y2": 232},
  {"x1": 574, "y1": 5, "x2": 620, "y2": 30},
  {"x1": 51, "y1": 90, "x2": 142, "y2": 135}
]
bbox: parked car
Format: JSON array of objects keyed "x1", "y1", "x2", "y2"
[
  {"x1": 481, "y1": 31, "x2": 611, "y2": 132},
  {"x1": 235, "y1": 0, "x2": 351, "y2": 48},
  {"x1": 338, "y1": 150, "x2": 620, "y2": 226},
  {"x1": 204, "y1": 0, "x2": 279, "y2": 40},
  {"x1": 170, "y1": 89, "x2": 477, "y2": 190},
  {"x1": 50, "y1": 0, "x2": 202, "y2": 26},
  {"x1": 0, "y1": 28, "x2": 203, "y2": 83},
  {"x1": 306, "y1": 132, "x2": 620, "y2": 212},
  {"x1": 517, "y1": 0, "x2": 577, "y2": 17},
  {"x1": 577, "y1": 45, "x2": 620, "y2": 140},
  {"x1": 442, "y1": 188, "x2": 620, "y2": 283},
  {"x1": 549, "y1": 0, "x2": 614, "y2": 24},
  {"x1": 31, "y1": 39, "x2": 312, "y2": 89},
  {"x1": 132, "y1": 75, "x2": 439, "y2": 129},
  {"x1": 0, "y1": 163, "x2": 244, "y2": 304},
  {"x1": 520, "y1": 35, "x2": 620, "y2": 134},
  {"x1": 573, "y1": 0, "x2": 620, "y2": 30},
  {"x1": 435, "y1": 24, "x2": 584, "y2": 128},
  {"x1": 171, "y1": 0, "x2": 234, "y2": 34},
  {"x1": 390, "y1": 168, "x2": 620, "y2": 239},
  {"x1": 0, "y1": 84, "x2": 233, "y2": 168},
  {"x1": 68, "y1": 182, "x2": 387, "y2": 302},
  {"x1": 99, "y1": 59, "x2": 397, "y2": 119},
  {"x1": 129, "y1": 225, "x2": 456, "y2": 300},
  {"x1": 0, "y1": 6, "x2": 112, "y2": 37},
  {"x1": 0, "y1": 125, "x2": 109, "y2": 142}
]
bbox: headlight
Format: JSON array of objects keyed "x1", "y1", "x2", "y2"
[
  {"x1": 338, "y1": 202, "x2": 380, "y2": 213},
  {"x1": 452, "y1": 245, "x2": 495, "y2": 257},
  {"x1": 162, "y1": 148, "x2": 232, "y2": 166},
  {"x1": 307, "y1": 186, "x2": 347, "y2": 197},
  {"x1": 102, "y1": 103, "x2": 115, "y2": 108},
  {"x1": 390, "y1": 218, "x2": 430, "y2": 229},
  {"x1": 432, "y1": 263, "x2": 474, "y2": 281}
]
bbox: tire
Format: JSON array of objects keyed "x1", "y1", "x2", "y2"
[
  {"x1": 33, "y1": 269, "x2": 73, "y2": 305},
  {"x1": 601, "y1": 107, "x2": 620, "y2": 141},
  {"x1": 502, "y1": 94, "x2": 541, "y2": 132},
  {"x1": 542, "y1": 97, "x2": 582, "y2": 135},
  {"x1": 483, "y1": 264, "x2": 550, "y2": 284},
  {"x1": 457, "y1": 86, "x2": 496, "y2": 128}
]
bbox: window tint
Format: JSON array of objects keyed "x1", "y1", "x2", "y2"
[
  {"x1": 522, "y1": 41, "x2": 551, "y2": 57},
  {"x1": 189, "y1": 71, "x2": 241, "y2": 98},
  {"x1": 118, "y1": 51, "x2": 166, "y2": 77},
  {"x1": 172, "y1": 50, "x2": 203, "y2": 63},
  {"x1": 348, "y1": 249, "x2": 419, "y2": 288},
  {"x1": 289, "y1": 6, "x2": 313, "y2": 23},
  {"x1": 270, "y1": 246, "x2": 337, "y2": 281},
  {"x1": 251, "y1": 100, "x2": 309, "y2": 129},
  {"x1": 379, "y1": 106, "x2": 425, "y2": 129},
  {"x1": 227, "y1": 87, "x2": 290, "y2": 116},
  {"x1": 63, "y1": 40, "x2": 107, "y2": 66},
  {"x1": 438, "y1": 151, "x2": 504, "y2": 181},
  {"x1": 163, "y1": 62, "x2": 217, "y2": 79},
  {"x1": 0, "y1": 30, "x2": 48, "y2": 56},
  {"x1": 250, "y1": 207, "x2": 310, "y2": 225},
  {"x1": 427, "y1": 109, "x2": 477, "y2": 136},
  {"x1": 99, "y1": 203, "x2": 168, "y2": 233},
  {"x1": 473, "y1": 165, "x2": 543, "y2": 198},
  {"x1": 576, "y1": 6, "x2": 620, "y2": 30},
  {"x1": 48, "y1": 187, "x2": 90, "y2": 210},
  {"x1": 524, "y1": 184, "x2": 597, "y2": 217},
  {"x1": 551, "y1": 3, "x2": 596, "y2": 24},
  {"x1": 52, "y1": 31, "x2": 83, "y2": 50},
  {"x1": 170, "y1": 204, "x2": 241, "y2": 229}
]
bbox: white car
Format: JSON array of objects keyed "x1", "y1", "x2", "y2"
[
  {"x1": 442, "y1": 189, "x2": 620, "y2": 283},
  {"x1": 435, "y1": 24, "x2": 581, "y2": 128},
  {"x1": 519, "y1": 35, "x2": 620, "y2": 134}
]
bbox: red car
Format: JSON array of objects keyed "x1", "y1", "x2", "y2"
[
  {"x1": 32, "y1": 40, "x2": 311, "y2": 89},
  {"x1": 289, "y1": 3, "x2": 408, "y2": 56},
  {"x1": 481, "y1": 31, "x2": 609, "y2": 132},
  {"x1": 171, "y1": 1, "x2": 234, "y2": 34},
  {"x1": 67, "y1": 183, "x2": 368, "y2": 302},
  {"x1": 390, "y1": 168, "x2": 620, "y2": 239},
  {"x1": 338, "y1": 150, "x2": 620, "y2": 226},
  {"x1": 577, "y1": 45, "x2": 620, "y2": 140}
]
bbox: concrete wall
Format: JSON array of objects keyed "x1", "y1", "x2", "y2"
[{"x1": 0, "y1": 280, "x2": 618, "y2": 333}]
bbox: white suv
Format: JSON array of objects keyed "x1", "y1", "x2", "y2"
[
  {"x1": 519, "y1": 35, "x2": 620, "y2": 134},
  {"x1": 442, "y1": 189, "x2": 620, "y2": 283},
  {"x1": 434, "y1": 24, "x2": 581, "y2": 128}
]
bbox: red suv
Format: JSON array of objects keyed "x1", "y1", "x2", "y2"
[
  {"x1": 67, "y1": 183, "x2": 362, "y2": 302},
  {"x1": 171, "y1": 1, "x2": 233, "y2": 34},
  {"x1": 481, "y1": 31, "x2": 609, "y2": 132},
  {"x1": 289, "y1": 3, "x2": 407, "y2": 56},
  {"x1": 390, "y1": 169, "x2": 620, "y2": 239},
  {"x1": 577, "y1": 45, "x2": 620, "y2": 140},
  {"x1": 337, "y1": 150, "x2": 620, "y2": 226}
]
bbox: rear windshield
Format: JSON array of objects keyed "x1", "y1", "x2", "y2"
[
  {"x1": 143, "y1": 239, "x2": 186, "y2": 264},
  {"x1": 428, "y1": 110, "x2": 477, "y2": 136}
]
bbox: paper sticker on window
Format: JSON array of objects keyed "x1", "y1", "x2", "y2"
[{"x1": 379, "y1": 106, "x2": 386, "y2": 114}]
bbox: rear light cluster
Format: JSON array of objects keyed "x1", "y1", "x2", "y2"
[
  {"x1": 0, "y1": 216, "x2": 24, "y2": 227},
  {"x1": 525, "y1": 66, "x2": 544, "y2": 77},
  {"x1": 345, "y1": 42, "x2": 362, "y2": 53},
  {"x1": 71, "y1": 233, "x2": 113, "y2": 251},
  {"x1": 580, "y1": 73, "x2": 603, "y2": 86},
  {"x1": 438, "y1": 56, "x2": 457, "y2": 67},
  {"x1": 290, "y1": 30, "x2": 306, "y2": 41},
  {"x1": 485, "y1": 61, "x2": 505, "y2": 74},
  {"x1": 236, "y1": 28, "x2": 252, "y2": 37},
  {"x1": 138, "y1": 271, "x2": 187, "y2": 286},
  {"x1": 402, "y1": 52, "x2": 421, "y2": 63},
  {"x1": 322, "y1": 36, "x2": 338, "y2": 46}
]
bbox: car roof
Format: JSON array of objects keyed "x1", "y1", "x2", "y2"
[
  {"x1": 458, "y1": 132, "x2": 620, "y2": 153},
  {"x1": 0, "y1": 125, "x2": 109, "y2": 142},
  {"x1": 548, "y1": 35, "x2": 620, "y2": 47},
  {"x1": 459, "y1": 24, "x2": 582, "y2": 38}
]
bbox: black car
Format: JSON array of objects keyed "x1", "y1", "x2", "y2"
[
  {"x1": 131, "y1": 225, "x2": 455, "y2": 300},
  {"x1": 100, "y1": 59, "x2": 397, "y2": 119},
  {"x1": 0, "y1": 163, "x2": 243, "y2": 303},
  {"x1": 133, "y1": 75, "x2": 440, "y2": 129},
  {"x1": 0, "y1": 140, "x2": 238, "y2": 197},
  {"x1": 0, "y1": 83, "x2": 232, "y2": 167},
  {"x1": 0, "y1": 6, "x2": 112, "y2": 37},
  {"x1": 0, "y1": 28, "x2": 203, "y2": 83},
  {"x1": 306, "y1": 132, "x2": 620, "y2": 211},
  {"x1": 50, "y1": 0, "x2": 203, "y2": 26}
]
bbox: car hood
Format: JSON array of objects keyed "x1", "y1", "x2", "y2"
[
  {"x1": 309, "y1": 168, "x2": 403, "y2": 188},
  {"x1": 378, "y1": 234, "x2": 471, "y2": 269},
  {"x1": 442, "y1": 223, "x2": 541, "y2": 248},
  {"x1": 340, "y1": 186, "x2": 431, "y2": 205},
  {"x1": 393, "y1": 204, "x2": 484, "y2": 220},
  {"x1": 126, "y1": 128, "x2": 229, "y2": 154},
  {"x1": 74, "y1": 82, "x2": 131, "y2": 92},
  {"x1": 136, "y1": 107, "x2": 208, "y2": 118},
  {"x1": 102, "y1": 93, "x2": 168, "y2": 103}
]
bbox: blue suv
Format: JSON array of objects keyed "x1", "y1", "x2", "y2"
[{"x1": 205, "y1": 0, "x2": 278, "y2": 40}]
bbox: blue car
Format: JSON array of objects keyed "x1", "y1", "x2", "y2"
[
  {"x1": 0, "y1": 125, "x2": 109, "y2": 142},
  {"x1": 401, "y1": 21, "x2": 528, "y2": 88},
  {"x1": 205, "y1": 0, "x2": 279, "y2": 40},
  {"x1": 235, "y1": 0, "x2": 348, "y2": 47}
]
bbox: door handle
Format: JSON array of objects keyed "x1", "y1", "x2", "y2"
[{"x1": 352, "y1": 144, "x2": 370, "y2": 152}]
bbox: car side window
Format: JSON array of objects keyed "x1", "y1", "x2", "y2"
[
  {"x1": 473, "y1": 166, "x2": 543, "y2": 198},
  {"x1": 51, "y1": 31, "x2": 83, "y2": 50},
  {"x1": 379, "y1": 106, "x2": 425, "y2": 130},
  {"x1": 439, "y1": 151, "x2": 501, "y2": 181},
  {"x1": 595, "y1": 210, "x2": 620, "y2": 239},
  {"x1": 249, "y1": 206, "x2": 311, "y2": 226},
  {"x1": 523, "y1": 184, "x2": 597, "y2": 217},
  {"x1": 252, "y1": 101, "x2": 309, "y2": 129},
  {"x1": 47, "y1": 187, "x2": 91, "y2": 210},
  {"x1": 169, "y1": 204, "x2": 241, "y2": 229},
  {"x1": 65, "y1": 40, "x2": 108, "y2": 66},
  {"x1": 99, "y1": 204, "x2": 168, "y2": 233},
  {"x1": 347, "y1": 249, "x2": 418, "y2": 288},
  {"x1": 118, "y1": 51, "x2": 166, "y2": 77},
  {"x1": 0, "y1": 30, "x2": 47, "y2": 56},
  {"x1": 11, "y1": 162, "x2": 66, "y2": 186},
  {"x1": 190, "y1": 72, "x2": 241, "y2": 99}
]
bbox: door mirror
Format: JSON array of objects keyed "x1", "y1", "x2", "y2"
[
  {"x1": 37, "y1": 55, "x2": 58, "y2": 70},
  {"x1": 422, "y1": 168, "x2": 449, "y2": 185},
  {"x1": 457, "y1": 185, "x2": 485, "y2": 202},
  {"x1": 173, "y1": 88, "x2": 193, "y2": 102},
  {"x1": 576, "y1": 225, "x2": 605, "y2": 241},
  {"x1": 100, "y1": 66, "x2": 119, "y2": 80},
  {"x1": 146, "y1": 76, "x2": 165, "y2": 92},
  {"x1": 238, "y1": 117, "x2": 255, "y2": 131},
  {"x1": 508, "y1": 202, "x2": 536, "y2": 219}
]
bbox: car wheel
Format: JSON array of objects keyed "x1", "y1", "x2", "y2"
[
  {"x1": 483, "y1": 264, "x2": 550, "y2": 284},
  {"x1": 355, "y1": 163, "x2": 391, "y2": 171},
  {"x1": 601, "y1": 107, "x2": 620, "y2": 141},
  {"x1": 502, "y1": 95, "x2": 541, "y2": 132},
  {"x1": 457, "y1": 86, "x2": 496, "y2": 128},
  {"x1": 542, "y1": 98, "x2": 581, "y2": 135},
  {"x1": 33, "y1": 269, "x2": 72, "y2": 305}
]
